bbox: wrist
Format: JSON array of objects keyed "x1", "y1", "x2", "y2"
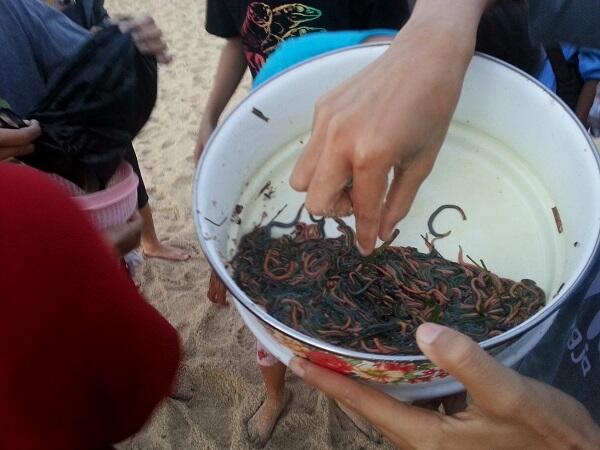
[
  {"x1": 407, "y1": 0, "x2": 490, "y2": 60},
  {"x1": 412, "y1": 0, "x2": 493, "y2": 22}
]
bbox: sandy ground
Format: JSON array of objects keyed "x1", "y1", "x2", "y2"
[{"x1": 103, "y1": 1, "x2": 391, "y2": 449}]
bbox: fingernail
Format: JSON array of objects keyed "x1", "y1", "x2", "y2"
[
  {"x1": 356, "y1": 241, "x2": 370, "y2": 257},
  {"x1": 417, "y1": 323, "x2": 445, "y2": 345},
  {"x1": 289, "y1": 357, "x2": 305, "y2": 377}
]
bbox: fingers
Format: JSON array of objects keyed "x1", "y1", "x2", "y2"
[
  {"x1": 294, "y1": 108, "x2": 354, "y2": 217},
  {"x1": 415, "y1": 323, "x2": 526, "y2": 414},
  {"x1": 133, "y1": 28, "x2": 165, "y2": 53},
  {"x1": 154, "y1": 52, "x2": 173, "y2": 65},
  {"x1": 418, "y1": 324, "x2": 600, "y2": 447},
  {"x1": 0, "y1": 144, "x2": 35, "y2": 161},
  {"x1": 378, "y1": 164, "x2": 425, "y2": 241},
  {"x1": 290, "y1": 105, "x2": 330, "y2": 193},
  {"x1": 290, "y1": 87, "x2": 356, "y2": 195},
  {"x1": 0, "y1": 121, "x2": 41, "y2": 160},
  {"x1": 0, "y1": 120, "x2": 41, "y2": 147},
  {"x1": 117, "y1": 15, "x2": 151, "y2": 33},
  {"x1": 352, "y1": 161, "x2": 388, "y2": 255},
  {"x1": 289, "y1": 357, "x2": 442, "y2": 448},
  {"x1": 132, "y1": 27, "x2": 170, "y2": 63},
  {"x1": 118, "y1": 16, "x2": 172, "y2": 64},
  {"x1": 303, "y1": 151, "x2": 353, "y2": 218}
]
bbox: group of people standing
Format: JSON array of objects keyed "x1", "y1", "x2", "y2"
[{"x1": 1, "y1": 0, "x2": 600, "y2": 449}]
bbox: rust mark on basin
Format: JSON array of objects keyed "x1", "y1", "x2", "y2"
[{"x1": 552, "y1": 206, "x2": 563, "y2": 234}]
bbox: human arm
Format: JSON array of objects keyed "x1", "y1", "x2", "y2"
[
  {"x1": 290, "y1": 323, "x2": 600, "y2": 450},
  {"x1": 290, "y1": 0, "x2": 494, "y2": 255},
  {"x1": 0, "y1": 121, "x2": 41, "y2": 161},
  {"x1": 291, "y1": 0, "x2": 600, "y2": 256},
  {"x1": 55, "y1": 0, "x2": 170, "y2": 62},
  {"x1": 575, "y1": 48, "x2": 600, "y2": 124},
  {"x1": 194, "y1": 37, "x2": 247, "y2": 162}
]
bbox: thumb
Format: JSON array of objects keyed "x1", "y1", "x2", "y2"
[{"x1": 416, "y1": 323, "x2": 527, "y2": 415}]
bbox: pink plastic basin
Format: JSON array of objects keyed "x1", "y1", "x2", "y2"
[{"x1": 48, "y1": 162, "x2": 139, "y2": 230}]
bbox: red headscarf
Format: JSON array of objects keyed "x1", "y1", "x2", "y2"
[{"x1": 0, "y1": 164, "x2": 181, "y2": 450}]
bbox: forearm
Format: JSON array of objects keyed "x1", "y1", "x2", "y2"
[
  {"x1": 411, "y1": 0, "x2": 494, "y2": 27},
  {"x1": 201, "y1": 37, "x2": 246, "y2": 126},
  {"x1": 407, "y1": 0, "x2": 494, "y2": 60},
  {"x1": 407, "y1": 0, "x2": 496, "y2": 13},
  {"x1": 383, "y1": 0, "x2": 492, "y2": 116},
  {"x1": 575, "y1": 80, "x2": 599, "y2": 124}
]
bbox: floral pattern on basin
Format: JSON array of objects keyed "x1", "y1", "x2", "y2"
[{"x1": 270, "y1": 328, "x2": 450, "y2": 384}]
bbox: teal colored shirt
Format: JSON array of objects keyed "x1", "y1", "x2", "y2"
[{"x1": 253, "y1": 29, "x2": 396, "y2": 88}]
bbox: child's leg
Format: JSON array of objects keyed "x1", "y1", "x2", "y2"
[
  {"x1": 139, "y1": 203, "x2": 190, "y2": 261},
  {"x1": 207, "y1": 270, "x2": 228, "y2": 305},
  {"x1": 575, "y1": 80, "x2": 600, "y2": 124},
  {"x1": 248, "y1": 342, "x2": 290, "y2": 446},
  {"x1": 123, "y1": 144, "x2": 190, "y2": 262}
]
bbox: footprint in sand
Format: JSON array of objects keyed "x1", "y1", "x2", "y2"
[
  {"x1": 235, "y1": 326, "x2": 254, "y2": 352},
  {"x1": 161, "y1": 140, "x2": 175, "y2": 149}
]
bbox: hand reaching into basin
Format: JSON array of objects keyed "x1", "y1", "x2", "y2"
[
  {"x1": 290, "y1": 323, "x2": 600, "y2": 450},
  {"x1": 290, "y1": 0, "x2": 492, "y2": 255}
]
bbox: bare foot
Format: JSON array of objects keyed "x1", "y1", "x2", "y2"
[
  {"x1": 335, "y1": 400, "x2": 382, "y2": 443},
  {"x1": 142, "y1": 241, "x2": 191, "y2": 262},
  {"x1": 247, "y1": 390, "x2": 291, "y2": 447}
]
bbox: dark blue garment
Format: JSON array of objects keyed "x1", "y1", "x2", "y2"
[
  {"x1": 20, "y1": 25, "x2": 158, "y2": 190},
  {"x1": 507, "y1": 4, "x2": 600, "y2": 423},
  {"x1": 62, "y1": 0, "x2": 109, "y2": 30},
  {"x1": 0, "y1": 0, "x2": 90, "y2": 116},
  {"x1": 61, "y1": 0, "x2": 150, "y2": 208},
  {"x1": 529, "y1": 0, "x2": 600, "y2": 47},
  {"x1": 518, "y1": 268, "x2": 600, "y2": 423}
]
